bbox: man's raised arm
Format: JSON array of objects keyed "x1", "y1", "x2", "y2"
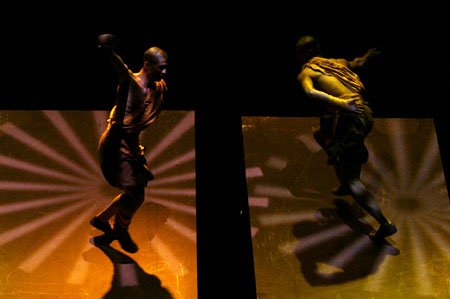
[
  {"x1": 98, "y1": 34, "x2": 130, "y2": 84},
  {"x1": 98, "y1": 34, "x2": 130, "y2": 124},
  {"x1": 335, "y1": 48, "x2": 381, "y2": 71}
]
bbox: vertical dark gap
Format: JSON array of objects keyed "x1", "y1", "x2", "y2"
[{"x1": 195, "y1": 108, "x2": 257, "y2": 298}]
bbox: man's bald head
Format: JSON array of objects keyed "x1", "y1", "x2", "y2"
[
  {"x1": 296, "y1": 35, "x2": 321, "y2": 66},
  {"x1": 143, "y1": 47, "x2": 168, "y2": 66}
]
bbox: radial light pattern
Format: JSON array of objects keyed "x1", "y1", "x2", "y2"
[
  {"x1": 242, "y1": 116, "x2": 450, "y2": 299},
  {"x1": 0, "y1": 110, "x2": 196, "y2": 299}
]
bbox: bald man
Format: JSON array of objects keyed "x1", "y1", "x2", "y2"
[
  {"x1": 91, "y1": 34, "x2": 168, "y2": 253},
  {"x1": 296, "y1": 36, "x2": 396, "y2": 239}
]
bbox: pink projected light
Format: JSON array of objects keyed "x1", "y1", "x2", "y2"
[
  {"x1": 146, "y1": 111, "x2": 195, "y2": 161},
  {"x1": 242, "y1": 117, "x2": 450, "y2": 298},
  {"x1": 0, "y1": 200, "x2": 92, "y2": 246},
  {"x1": 0, "y1": 122, "x2": 99, "y2": 182},
  {"x1": 151, "y1": 149, "x2": 196, "y2": 175},
  {"x1": 0, "y1": 192, "x2": 90, "y2": 215},
  {"x1": 43, "y1": 111, "x2": 103, "y2": 177},
  {"x1": 0, "y1": 155, "x2": 93, "y2": 185},
  {"x1": 0, "y1": 110, "x2": 197, "y2": 299}
]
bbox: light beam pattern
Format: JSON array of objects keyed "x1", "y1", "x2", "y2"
[
  {"x1": 242, "y1": 116, "x2": 450, "y2": 299},
  {"x1": 0, "y1": 110, "x2": 196, "y2": 299}
]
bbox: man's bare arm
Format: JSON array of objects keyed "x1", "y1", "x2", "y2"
[
  {"x1": 98, "y1": 34, "x2": 130, "y2": 123},
  {"x1": 298, "y1": 68, "x2": 363, "y2": 113},
  {"x1": 98, "y1": 34, "x2": 130, "y2": 84},
  {"x1": 336, "y1": 48, "x2": 381, "y2": 70}
]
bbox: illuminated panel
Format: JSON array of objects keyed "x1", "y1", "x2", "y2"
[
  {"x1": 242, "y1": 116, "x2": 450, "y2": 298},
  {"x1": 0, "y1": 110, "x2": 196, "y2": 299}
]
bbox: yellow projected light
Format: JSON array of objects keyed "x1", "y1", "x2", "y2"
[
  {"x1": 243, "y1": 117, "x2": 450, "y2": 299},
  {"x1": 0, "y1": 110, "x2": 197, "y2": 299}
]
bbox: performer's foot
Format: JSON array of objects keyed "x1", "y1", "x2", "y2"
[
  {"x1": 90, "y1": 217, "x2": 113, "y2": 235},
  {"x1": 375, "y1": 223, "x2": 397, "y2": 238},
  {"x1": 114, "y1": 230, "x2": 138, "y2": 253},
  {"x1": 332, "y1": 185, "x2": 352, "y2": 196}
]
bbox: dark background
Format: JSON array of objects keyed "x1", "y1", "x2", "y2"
[{"x1": 2, "y1": 6, "x2": 448, "y2": 298}]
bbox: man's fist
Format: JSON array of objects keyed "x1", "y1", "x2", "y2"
[{"x1": 98, "y1": 34, "x2": 118, "y2": 49}]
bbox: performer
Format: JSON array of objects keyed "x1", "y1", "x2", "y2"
[
  {"x1": 296, "y1": 36, "x2": 396, "y2": 239},
  {"x1": 90, "y1": 34, "x2": 168, "y2": 253}
]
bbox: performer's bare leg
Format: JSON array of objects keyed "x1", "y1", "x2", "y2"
[
  {"x1": 112, "y1": 185, "x2": 145, "y2": 253},
  {"x1": 90, "y1": 194, "x2": 124, "y2": 236},
  {"x1": 334, "y1": 162, "x2": 396, "y2": 237},
  {"x1": 113, "y1": 185, "x2": 145, "y2": 230},
  {"x1": 92, "y1": 187, "x2": 145, "y2": 228},
  {"x1": 91, "y1": 186, "x2": 145, "y2": 253}
]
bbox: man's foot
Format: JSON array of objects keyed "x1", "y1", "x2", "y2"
[
  {"x1": 375, "y1": 223, "x2": 397, "y2": 238},
  {"x1": 90, "y1": 217, "x2": 113, "y2": 235},
  {"x1": 114, "y1": 230, "x2": 138, "y2": 253},
  {"x1": 332, "y1": 185, "x2": 352, "y2": 196}
]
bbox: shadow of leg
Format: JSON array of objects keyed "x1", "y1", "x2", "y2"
[{"x1": 85, "y1": 242, "x2": 173, "y2": 299}]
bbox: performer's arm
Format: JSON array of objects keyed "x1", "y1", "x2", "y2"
[
  {"x1": 98, "y1": 34, "x2": 130, "y2": 85},
  {"x1": 336, "y1": 48, "x2": 381, "y2": 70},
  {"x1": 98, "y1": 34, "x2": 130, "y2": 123},
  {"x1": 298, "y1": 69, "x2": 363, "y2": 113}
]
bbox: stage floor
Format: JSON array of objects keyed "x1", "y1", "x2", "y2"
[
  {"x1": 1, "y1": 111, "x2": 449, "y2": 298},
  {"x1": 242, "y1": 116, "x2": 450, "y2": 298},
  {"x1": 0, "y1": 110, "x2": 197, "y2": 298}
]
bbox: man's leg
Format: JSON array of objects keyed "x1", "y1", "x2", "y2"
[
  {"x1": 335, "y1": 162, "x2": 396, "y2": 237},
  {"x1": 333, "y1": 162, "x2": 360, "y2": 196},
  {"x1": 93, "y1": 65, "x2": 131, "y2": 241},
  {"x1": 90, "y1": 193, "x2": 128, "y2": 234},
  {"x1": 113, "y1": 185, "x2": 145, "y2": 253}
]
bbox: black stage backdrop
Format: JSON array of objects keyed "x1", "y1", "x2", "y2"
[{"x1": 1, "y1": 7, "x2": 448, "y2": 298}]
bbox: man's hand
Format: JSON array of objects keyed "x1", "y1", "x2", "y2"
[
  {"x1": 337, "y1": 93, "x2": 364, "y2": 113},
  {"x1": 364, "y1": 48, "x2": 381, "y2": 60},
  {"x1": 350, "y1": 48, "x2": 381, "y2": 69},
  {"x1": 98, "y1": 34, "x2": 118, "y2": 50},
  {"x1": 97, "y1": 34, "x2": 129, "y2": 85}
]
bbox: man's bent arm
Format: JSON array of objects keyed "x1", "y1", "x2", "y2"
[
  {"x1": 101, "y1": 48, "x2": 130, "y2": 85},
  {"x1": 98, "y1": 34, "x2": 130, "y2": 123},
  {"x1": 298, "y1": 69, "x2": 362, "y2": 113},
  {"x1": 298, "y1": 70, "x2": 346, "y2": 109},
  {"x1": 345, "y1": 48, "x2": 380, "y2": 70},
  {"x1": 98, "y1": 34, "x2": 130, "y2": 84}
]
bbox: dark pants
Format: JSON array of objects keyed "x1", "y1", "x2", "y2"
[
  {"x1": 315, "y1": 110, "x2": 390, "y2": 226},
  {"x1": 314, "y1": 109, "x2": 372, "y2": 166},
  {"x1": 97, "y1": 122, "x2": 151, "y2": 230}
]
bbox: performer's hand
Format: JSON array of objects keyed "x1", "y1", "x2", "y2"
[
  {"x1": 158, "y1": 79, "x2": 168, "y2": 91},
  {"x1": 365, "y1": 48, "x2": 381, "y2": 60},
  {"x1": 338, "y1": 93, "x2": 364, "y2": 113},
  {"x1": 98, "y1": 34, "x2": 118, "y2": 49},
  {"x1": 351, "y1": 48, "x2": 381, "y2": 68},
  {"x1": 345, "y1": 99, "x2": 364, "y2": 113}
]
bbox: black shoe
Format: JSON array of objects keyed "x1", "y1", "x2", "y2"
[
  {"x1": 90, "y1": 217, "x2": 113, "y2": 235},
  {"x1": 375, "y1": 223, "x2": 397, "y2": 238},
  {"x1": 114, "y1": 230, "x2": 138, "y2": 253}
]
